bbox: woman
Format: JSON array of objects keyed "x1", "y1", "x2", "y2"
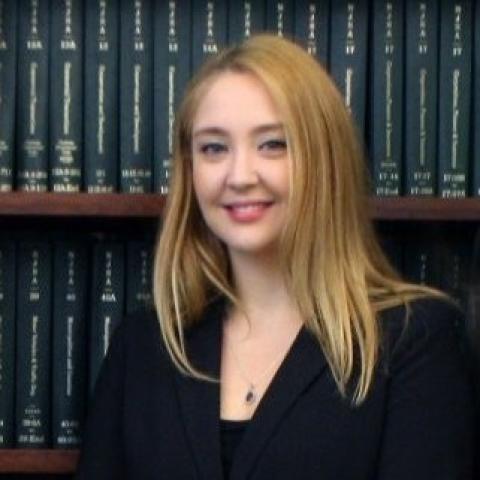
[{"x1": 76, "y1": 34, "x2": 475, "y2": 479}]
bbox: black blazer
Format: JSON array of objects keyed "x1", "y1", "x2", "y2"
[{"x1": 75, "y1": 297, "x2": 476, "y2": 479}]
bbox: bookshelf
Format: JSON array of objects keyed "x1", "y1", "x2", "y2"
[{"x1": 0, "y1": 450, "x2": 79, "y2": 474}]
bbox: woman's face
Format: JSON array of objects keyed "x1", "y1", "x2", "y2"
[{"x1": 191, "y1": 71, "x2": 290, "y2": 260}]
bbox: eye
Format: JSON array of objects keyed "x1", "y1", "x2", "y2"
[
  {"x1": 259, "y1": 139, "x2": 287, "y2": 153},
  {"x1": 198, "y1": 142, "x2": 228, "y2": 155}
]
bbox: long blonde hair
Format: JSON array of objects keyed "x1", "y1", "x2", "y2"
[{"x1": 153, "y1": 34, "x2": 447, "y2": 404}]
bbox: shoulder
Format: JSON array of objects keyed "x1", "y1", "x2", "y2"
[{"x1": 377, "y1": 296, "x2": 466, "y2": 372}]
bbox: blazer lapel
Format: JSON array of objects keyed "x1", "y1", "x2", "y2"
[
  {"x1": 230, "y1": 327, "x2": 329, "y2": 480},
  {"x1": 172, "y1": 298, "x2": 225, "y2": 480}
]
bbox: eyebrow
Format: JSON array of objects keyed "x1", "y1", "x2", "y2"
[{"x1": 192, "y1": 123, "x2": 285, "y2": 138}]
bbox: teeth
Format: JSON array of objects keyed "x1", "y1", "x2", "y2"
[{"x1": 231, "y1": 204, "x2": 266, "y2": 211}]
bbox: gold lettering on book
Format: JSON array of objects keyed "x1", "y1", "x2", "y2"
[
  {"x1": 346, "y1": 4, "x2": 355, "y2": 55},
  {"x1": 29, "y1": 63, "x2": 38, "y2": 135},
  {"x1": 133, "y1": 64, "x2": 141, "y2": 154},
  {"x1": 98, "y1": 64, "x2": 106, "y2": 154}
]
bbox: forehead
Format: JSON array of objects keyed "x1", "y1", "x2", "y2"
[{"x1": 192, "y1": 71, "x2": 283, "y2": 133}]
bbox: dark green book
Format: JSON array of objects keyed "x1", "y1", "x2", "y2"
[
  {"x1": 191, "y1": 0, "x2": 227, "y2": 72},
  {"x1": 153, "y1": 0, "x2": 191, "y2": 194},
  {"x1": 126, "y1": 240, "x2": 153, "y2": 314},
  {"x1": 0, "y1": 240, "x2": 15, "y2": 447},
  {"x1": 228, "y1": 0, "x2": 265, "y2": 44},
  {"x1": 84, "y1": 0, "x2": 119, "y2": 193},
  {"x1": 16, "y1": 0, "x2": 49, "y2": 192},
  {"x1": 52, "y1": 241, "x2": 88, "y2": 448},
  {"x1": 330, "y1": 0, "x2": 369, "y2": 138},
  {"x1": 294, "y1": 0, "x2": 330, "y2": 66},
  {"x1": 49, "y1": 0, "x2": 83, "y2": 192},
  {"x1": 120, "y1": 0, "x2": 153, "y2": 193},
  {"x1": 405, "y1": 0, "x2": 439, "y2": 196},
  {"x1": 89, "y1": 240, "x2": 125, "y2": 395},
  {"x1": 437, "y1": 0, "x2": 473, "y2": 198},
  {"x1": 265, "y1": 0, "x2": 294, "y2": 38},
  {"x1": 370, "y1": 0, "x2": 404, "y2": 196},
  {"x1": 16, "y1": 241, "x2": 52, "y2": 448},
  {"x1": 0, "y1": 0, "x2": 17, "y2": 191},
  {"x1": 473, "y1": 0, "x2": 480, "y2": 196}
]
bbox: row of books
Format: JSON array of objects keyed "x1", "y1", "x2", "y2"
[
  {"x1": 0, "y1": 1, "x2": 479, "y2": 197},
  {"x1": 0, "y1": 236, "x2": 153, "y2": 448}
]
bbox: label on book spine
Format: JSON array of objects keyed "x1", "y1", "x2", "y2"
[
  {"x1": 0, "y1": 0, "x2": 17, "y2": 191},
  {"x1": 370, "y1": 1, "x2": 404, "y2": 196},
  {"x1": 89, "y1": 241, "x2": 125, "y2": 395},
  {"x1": 405, "y1": 0, "x2": 439, "y2": 196},
  {"x1": 52, "y1": 242, "x2": 88, "y2": 448},
  {"x1": 228, "y1": 1, "x2": 265, "y2": 44},
  {"x1": 0, "y1": 241, "x2": 15, "y2": 447},
  {"x1": 265, "y1": 0, "x2": 294, "y2": 38},
  {"x1": 126, "y1": 241, "x2": 153, "y2": 314},
  {"x1": 192, "y1": 0, "x2": 227, "y2": 72},
  {"x1": 437, "y1": 0, "x2": 472, "y2": 198},
  {"x1": 120, "y1": 0, "x2": 153, "y2": 193},
  {"x1": 330, "y1": 0, "x2": 369, "y2": 138},
  {"x1": 294, "y1": 0, "x2": 329, "y2": 66},
  {"x1": 85, "y1": 0, "x2": 119, "y2": 193},
  {"x1": 50, "y1": 0, "x2": 84, "y2": 192},
  {"x1": 153, "y1": 0, "x2": 191, "y2": 193},
  {"x1": 16, "y1": 242, "x2": 52, "y2": 447},
  {"x1": 16, "y1": 0, "x2": 49, "y2": 192}
]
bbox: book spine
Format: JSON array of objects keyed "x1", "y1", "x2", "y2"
[
  {"x1": 329, "y1": 0, "x2": 369, "y2": 138},
  {"x1": 0, "y1": 0, "x2": 16, "y2": 191},
  {"x1": 294, "y1": 0, "x2": 330, "y2": 67},
  {"x1": 265, "y1": 0, "x2": 295, "y2": 38},
  {"x1": 89, "y1": 241, "x2": 125, "y2": 395},
  {"x1": 84, "y1": 0, "x2": 119, "y2": 193},
  {"x1": 473, "y1": 0, "x2": 480, "y2": 195},
  {"x1": 0, "y1": 241, "x2": 15, "y2": 447},
  {"x1": 52, "y1": 242, "x2": 88, "y2": 448},
  {"x1": 16, "y1": 241, "x2": 52, "y2": 448},
  {"x1": 126, "y1": 241, "x2": 153, "y2": 314},
  {"x1": 16, "y1": 0, "x2": 49, "y2": 192},
  {"x1": 370, "y1": 0, "x2": 404, "y2": 196},
  {"x1": 153, "y1": 0, "x2": 191, "y2": 194},
  {"x1": 191, "y1": 0, "x2": 227, "y2": 73},
  {"x1": 120, "y1": 0, "x2": 153, "y2": 193},
  {"x1": 404, "y1": 0, "x2": 439, "y2": 196},
  {"x1": 49, "y1": 0, "x2": 83, "y2": 192},
  {"x1": 437, "y1": 0, "x2": 473, "y2": 198},
  {"x1": 228, "y1": 0, "x2": 265, "y2": 44}
]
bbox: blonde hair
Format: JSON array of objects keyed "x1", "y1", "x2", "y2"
[{"x1": 153, "y1": 34, "x2": 448, "y2": 404}]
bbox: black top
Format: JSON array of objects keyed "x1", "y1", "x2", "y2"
[
  {"x1": 220, "y1": 419, "x2": 250, "y2": 478},
  {"x1": 75, "y1": 297, "x2": 476, "y2": 479}
]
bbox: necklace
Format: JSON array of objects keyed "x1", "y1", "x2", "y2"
[{"x1": 224, "y1": 328, "x2": 300, "y2": 406}]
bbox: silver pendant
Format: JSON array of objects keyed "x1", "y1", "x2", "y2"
[{"x1": 245, "y1": 386, "x2": 256, "y2": 405}]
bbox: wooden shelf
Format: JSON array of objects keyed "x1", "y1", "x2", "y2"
[
  {"x1": 0, "y1": 449, "x2": 79, "y2": 473},
  {"x1": 0, "y1": 192, "x2": 165, "y2": 217},
  {"x1": 372, "y1": 197, "x2": 480, "y2": 221},
  {"x1": 0, "y1": 193, "x2": 479, "y2": 221}
]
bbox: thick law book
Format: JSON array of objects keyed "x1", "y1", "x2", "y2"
[
  {"x1": 126, "y1": 240, "x2": 153, "y2": 314},
  {"x1": 0, "y1": 0, "x2": 16, "y2": 191},
  {"x1": 49, "y1": 0, "x2": 83, "y2": 192},
  {"x1": 16, "y1": 240, "x2": 52, "y2": 448},
  {"x1": 120, "y1": 0, "x2": 153, "y2": 193},
  {"x1": 228, "y1": 0, "x2": 265, "y2": 44},
  {"x1": 153, "y1": 0, "x2": 191, "y2": 194},
  {"x1": 265, "y1": 0, "x2": 294, "y2": 38},
  {"x1": 330, "y1": 0, "x2": 369, "y2": 139},
  {"x1": 404, "y1": 0, "x2": 439, "y2": 196},
  {"x1": 437, "y1": 0, "x2": 473, "y2": 198},
  {"x1": 16, "y1": 0, "x2": 49, "y2": 192},
  {"x1": 473, "y1": 0, "x2": 480, "y2": 196},
  {"x1": 191, "y1": 0, "x2": 227, "y2": 73},
  {"x1": 0, "y1": 240, "x2": 15, "y2": 447},
  {"x1": 370, "y1": 0, "x2": 404, "y2": 196},
  {"x1": 89, "y1": 239, "x2": 125, "y2": 395},
  {"x1": 84, "y1": 0, "x2": 119, "y2": 193},
  {"x1": 294, "y1": 0, "x2": 330, "y2": 66},
  {"x1": 52, "y1": 241, "x2": 88, "y2": 448}
]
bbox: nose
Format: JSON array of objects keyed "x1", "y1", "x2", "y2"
[{"x1": 225, "y1": 146, "x2": 258, "y2": 189}]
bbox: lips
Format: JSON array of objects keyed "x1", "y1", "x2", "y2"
[{"x1": 223, "y1": 201, "x2": 274, "y2": 222}]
